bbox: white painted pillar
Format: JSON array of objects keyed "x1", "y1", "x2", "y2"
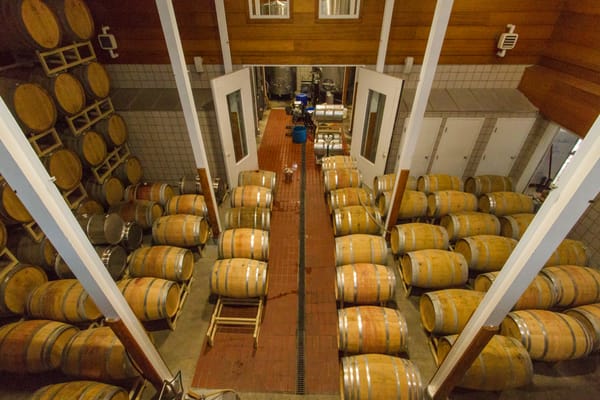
[
  {"x1": 215, "y1": 0, "x2": 233, "y2": 74},
  {"x1": 0, "y1": 98, "x2": 173, "y2": 385},
  {"x1": 427, "y1": 115, "x2": 600, "y2": 399},
  {"x1": 156, "y1": 0, "x2": 222, "y2": 234},
  {"x1": 384, "y1": 0, "x2": 454, "y2": 230},
  {"x1": 375, "y1": 0, "x2": 395, "y2": 73}
]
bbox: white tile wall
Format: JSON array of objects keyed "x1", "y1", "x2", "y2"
[{"x1": 569, "y1": 193, "x2": 600, "y2": 269}]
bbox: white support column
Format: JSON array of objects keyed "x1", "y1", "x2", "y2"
[
  {"x1": 427, "y1": 115, "x2": 600, "y2": 399},
  {"x1": 375, "y1": 0, "x2": 395, "y2": 73},
  {"x1": 156, "y1": 0, "x2": 222, "y2": 234},
  {"x1": 384, "y1": 0, "x2": 454, "y2": 230},
  {"x1": 0, "y1": 99, "x2": 173, "y2": 384},
  {"x1": 215, "y1": 0, "x2": 233, "y2": 74}
]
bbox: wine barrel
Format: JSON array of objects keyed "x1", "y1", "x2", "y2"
[
  {"x1": 427, "y1": 190, "x2": 478, "y2": 218},
  {"x1": 121, "y1": 221, "x2": 143, "y2": 250},
  {"x1": 0, "y1": 180, "x2": 32, "y2": 224},
  {"x1": 545, "y1": 239, "x2": 589, "y2": 267},
  {"x1": 321, "y1": 155, "x2": 355, "y2": 171},
  {"x1": 323, "y1": 168, "x2": 361, "y2": 192},
  {"x1": 479, "y1": 192, "x2": 534, "y2": 216},
  {"x1": 454, "y1": 235, "x2": 518, "y2": 272},
  {"x1": 223, "y1": 207, "x2": 271, "y2": 231},
  {"x1": 238, "y1": 169, "x2": 277, "y2": 190},
  {"x1": 217, "y1": 228, "x2": 269, "y2": 261},
  {"x1": 377, "y1": 190, "x2": 427, "y2": 219},
  {"x1": 464, "y1": 175, "x2": 513, "y2": 197},
  {"x1": 61, "y1": 327, "x2": 139, "y2": 381},
  {"x1": 9, "y1": 233, "x2": 57, "y2": 270},
  {"x1": 71, "y1": 61, "x2": 110, "y2": 100},
  {"x1": 45, "y1": 0, "x2": 95, "y2": 42},
  {"x1": 166, "y1": 194, "x2": 208, "y2": 217},
  {"x1": 29, "y1": 70, "x2": 86, "y2": 116},
  {"x1": 61, "y1": 130, "x2": 107, "y2": 167},
  {"x1": 333, "y1": 205, "x2": 382, "y2": 236},
  {"x1": 373, "y1": 174, "x2": 417, "y2": 197},
  {"x1": 26, "y1": 279, "x2": 101, "y2": 323},
  {"x1": 179, "y1": 175, "x2": 202, "y2": 194},
  {"x1": 108, "y1": 200, "x2": 163, "y2": 230},
  {"x1": 401, "y1": 249, "x2": 468, "y2": 289},
  {"x1": 117, "y1": 277, "x2": 180, "y2": 321},
  {"x1": 85, "y1": 177, "x2": 124, "y2": 207},
  {"x1": 0, "y1": 263, "x2": 48, "y2": 315},
  {"x1": 128, "y1": 245, "x2": 194, "y2": 282},
  {"x1": 340, "y1": 354, "x2": 423, "y2": 400},
  {"x1": 210, "y1": 258, "x2": 268, "y2": 298},
  {"x1": 77, "y1": 213, "x2": 125, "y2": 244},
  {"x1": 125, "y1": 183, "x2": 174, "y2": 207},
  {"x1": 31, "y1": 381, "x2": 129, "y2": 400},
  {"x1": 334, "y1": 234, "x2": 388, "y2": 267},
  {"x1": 0, "y1": 81, "x2": 57, "y2": 133},
  {"x1": 474, "y1": 271, "x2": 558, "y2": 310},
  {"x1": 328, "y1": 187, "x2": 374, "y2": 213},
  {"x1": 499, "y1": 213, "x2": 535, "y2": 240},
  {"x1": 440, "y1": 212, "x2": 501, "y2": 242},
  {"x1": 0, "y1": 1, "x2": 62, "y2": 51},
  {"x1": 417, "y1": 174, "x2": 461, "y2": 194},
  {"x1": 95, "y1": 113, "x2": 128, "y2": 148},
  {"x1": 335, "y1": 263, "x2": 396, "y2": 305},
  {"x1": 541, "y1": 265, "x2": 600, "y2": 308},
  {"x1": 114, "y1": 155, "x2": 143, "y2": 185},
  {"x1": 501, "y1": 309, "x2": 593, "y2": 361},
  {"x1": 42, "y1": 148, "x2": 82, "y2": 190},
  {"x1": 152, "y1": 215, "x2": 210, "y2": 247},
  {"x1": 74, "y1": 198, "x2": 104, "y2": 216},
  {"x1": 565, "y1": 303, "x2": 600, "y2": 351},
  {"x1": 338, "y1": 306, "x2": 408, "y2": 355},
  {"x1": 95, "y1": 245, "x2": 127, "y2": 280},
  {"x1": 0, "y1": 319, "x2": 78, "y2": 373},
  {"x1": 389, "y1": 223, "x2": 449, "y2": 256},
  {"x1": 437, "y1": 334, "x2": 533, "y2": 391},
  {"x1": 230, "y1": 185, "x2": 273, "y2": 209},
  {"x1": 419, "y1": 289, "x2": 484, "y2": 335}
]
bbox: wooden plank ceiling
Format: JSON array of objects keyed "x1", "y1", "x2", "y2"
[{"x1": 85, "y1": 0, "x2": 564, "y2": 65}]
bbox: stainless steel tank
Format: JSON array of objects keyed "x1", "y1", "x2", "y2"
[{"x1": 266, "y1": 66, "x2": 296, "y2": 98}]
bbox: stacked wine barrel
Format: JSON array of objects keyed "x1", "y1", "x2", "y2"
[
  {"x1": 373, "y1": 173, "x2": 424, "y2": 220},
  {"x1": 207, "y1": 170, "x2": 274, "y2": 343},
  {"x1": 324, "y1": 159, "x2": 424, "y2": 399},
  {"x1": 0, "y1": 1, "x2": 139, "y2": 395}
]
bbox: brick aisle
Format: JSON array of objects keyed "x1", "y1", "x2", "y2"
[
  {"x1": 192, "y1": 109, "x2": 301, "y2": 393},
  {"x1": 303, "y1": 139, "x2": 340, "y2": 394}
]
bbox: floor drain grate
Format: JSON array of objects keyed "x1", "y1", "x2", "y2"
[{"x1": 296, "y1": 141, "x2": 306, "y2": 395}]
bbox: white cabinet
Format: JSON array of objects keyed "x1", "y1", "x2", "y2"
[
  {"x1": 430, "y1": 117, "x2": 484, "y2": 176},
  {"x1": 405, "y1": 117, "x2": 443, "y2": 177},
  {"x1": 475, "y1": 117, "x2": 536, "y2": 176}
]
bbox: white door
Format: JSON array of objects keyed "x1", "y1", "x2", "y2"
[
  {"x1": 211, "y1": 68, "x2": 258, "y2": 188},
  {"x1": 350, "y1": 68, "x2": 404, "y2": 189},
  {"x1": 430, "y1": 117, "x2": 484, "y2": 176},
  {"x1": 406, "y1": 117, "x2": 443, "y2": 177},
  {"x1": 475, "y1": 117, "x2": 535, "y2": 176}
]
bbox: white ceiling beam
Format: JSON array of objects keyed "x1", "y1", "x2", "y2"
[
  {"x1": 215, "y1": 0, "x2": 233, "y2": 74},
  {"x1": 375, "y1": 0, "x2": 395, "y2": 73}
]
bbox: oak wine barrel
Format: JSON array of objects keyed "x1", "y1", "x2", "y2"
[
  {"x1": 565, "y1": 303, "x2": 600, "y2": 352},
  {"x1": 117, "y1": 277, "x2": 180, "y2": 321},
  {"x1": 333, "y1": 205, "x2": 381, "y2": 236},
  {"x1": 31, "y1": 381, "x2": 129, "y2": 400},
  {"x1": 377, "y1": 190, "x2": 427, "y2": 219},
  {"x1": 501, "y1": 309, "x2": 593, "y2": 361},
  {"x1": 474, "y1": 271, "x2": 558, "y2": 310},
  {"x1": 125, "y1": 183, "x2": 174, "y2": 206},
  {"x1": 401, "y1": 249, "x2": 468, "y2": 289},
  {"x1": 85, "y1": 177, "x2": 124, "y2": 207},
  {"x1": 328, "y1": 187, "x2": 374, "y2": 213},
  {"x1": 373, "y1": 174, "x2": 417, "y2": 197},
  {"x1": 95, "y1": 113, "x2": 128, "y2": 148},
  {"x1": 454, "y1": 235, "x2": 518, "y2": 272},
  {"x1": 334, "y1": 234, "x2": 387, "y2": 267},
  {"x1": 26, "y1": 279, "x2": 101, "y2": 323},
  {"x1": 499, "y1": 213, "x2": 535, "y2": 240},
  {"x1": 541, "y1": 265, "x2": 600, "y2": 308},
  {"x1": 217, "y1": 228, "x2": 269, "y2": 261},
  {"x1": 9, "y1": 232, "x2": 57, "y2": 270},
  {"x1": 0, "y1": 0, "x2": 62, "y2": 52},
  {"x1": 0, "y1": 263, "x2": 48, "y2": 316},
  {"x1": 417, "y1": 174, "x2": 461, "y2": 194},
  {"x1": 427, "y1": 190, "x2": 478, "y2": 218},
  {"x1": 440, "y1": 212, "x2": 501, "y2": 242},
  {"x1": 152, "y1": 215, "x2": 210, "y2": 247},
  {"x1": 0, "y1": 81, "x2": 57, "y2": 133},
  {"x1": 120, "y1": 221, "x2": 143, "y2": 250},
  {"x1": 95, "y1": 245, "x2": 127, "y2": 280},
  {"x1": 323, "y1": 168, "x2": 361, "y2": 192},
  {"x1": 389, "y1": 223, "x2": 449, "y2": 256},
  {"x1": 464, "y1": 175, "x2": 513, "y2": 197},
  {"x1": 335, "y1": 263, "x2": 396, "y2": 305},
  {"x1": 210, "y1": 258, "x2": 268, "y2": 298},
  {"x1": 545, "y1": 239, "x2": 589, "y2": 267},
  {"x1": 71, "y1": 61, "x2": 110, "y2": 100},
  {"x1": 61, "y1": 130, "x2": 107, "y2": 167},
  {"x1": 419, "y1": 289, "x2": 484, "y2": 335},
  {"x1": 45, "y1": 0, "x2": 95, "y2": 42},
  {"x1": 128, "y1": 245, "x2": 194, "y2": 282},
  {"x1": 108, "y1": 200, "x2": 163, "y2": 230},
  {"x1": 238, "y1": 169, "x2": 277, "y2": 190},
  {"x1": 166, "y1": 194, "x2": 208, "y2": 217},
  {"x1": 223, "y1": 207, "x2": 271, "y2": 231},
  {"x1": 479, "y1": 192, "x2": 534, "y2": 216},
  {"x1": 114, "y1": 155, "x2": 143, "y2": 185},
  {"x1": 230, "y1": 185, "x2": 273, "y2": 209},
  {"x1": 42, "y1": 148, "x2": 82, "y2": 191},
  {"x1": 29, "y1": 70, "x2": 86, "y2": 116},
  {"x1": 0, "y1": 319, "x2": 78, "y2": 373},
  {"x1": 0, "y1": 180, "x2": 32, "y2": 224},
  {"x1": 77, "y1": 213, "x2": 125, "y2": 244}
]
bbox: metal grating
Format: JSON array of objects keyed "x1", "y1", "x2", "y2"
[{"x1": 296, "y1": 141, "x2": 307, "y2": 395}]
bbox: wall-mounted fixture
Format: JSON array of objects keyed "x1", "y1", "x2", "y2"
[
  {"x1": 97, "y1": 26, "x2": 118, "y2": 59},
  {"x1": 496, "y1": 24, "x2": 518, "y2": 58},
  {"x1": 193, "y1": 56, "x2": 204, "y2": 73}
]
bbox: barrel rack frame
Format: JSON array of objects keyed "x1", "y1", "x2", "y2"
[{"x1": 206, "y1": 296, "x2": 265, "y2": 348}]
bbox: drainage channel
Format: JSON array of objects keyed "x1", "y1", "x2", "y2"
[{"x1": 296, "y1": 141, "x2": 306, "y2": 395}]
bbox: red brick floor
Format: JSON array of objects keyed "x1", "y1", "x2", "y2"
[{"x1": 192, "y1": 109, "x2": 338, "y2": 394}]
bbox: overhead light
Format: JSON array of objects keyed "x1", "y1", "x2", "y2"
[{"x1": 496, "y1": 24, "x2": 518, "y2": 58}]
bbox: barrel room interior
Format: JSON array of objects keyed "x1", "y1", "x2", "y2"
[{"x1": 0, "y1": 0, "x2": 599, "y2": 399}]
